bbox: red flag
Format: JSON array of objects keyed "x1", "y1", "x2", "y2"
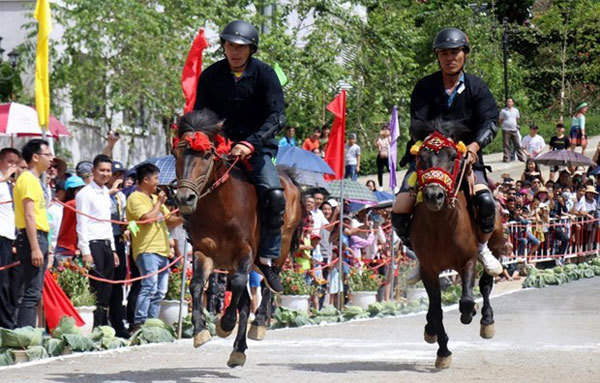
[
  {"x1": 181, "y1": 29, "x2": 209, "y2": 113},
  {"x1": 324, "y1": 90, "x2": 346, "y2": 180},
  {"x1": 42, "y1": 270, "x2": 85, "y2": 331}
]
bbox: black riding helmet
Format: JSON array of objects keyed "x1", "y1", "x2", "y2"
[
  {"x1": 432, "y1": 28, "x2": 470, "y2": 53},
  {"x1": 220, "y1": 20, "x2": 259, "y2": 53}
]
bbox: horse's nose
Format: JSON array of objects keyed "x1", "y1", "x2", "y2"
[
  {"x1": 435, "y1": 191, "x2": 445, "y2": 203},
  {"x1": 176, "y1": 189, "x2": 197, "y2": 213}
]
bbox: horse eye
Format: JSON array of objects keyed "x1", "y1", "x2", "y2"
[{"x1": 203, "y1": 152, "x2": 211, "y2": 160}]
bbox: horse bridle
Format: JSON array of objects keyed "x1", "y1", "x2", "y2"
[
  {"x1": 174, "y1": 133, "x2": 238, "y2": 200},
  {"x1": 415, "y1": 131, "x2": 469, "y2": 207}
]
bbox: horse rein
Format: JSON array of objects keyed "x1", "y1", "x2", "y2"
[{"x1": 175, "y1": 138, "x2": 239, "y2": 200}]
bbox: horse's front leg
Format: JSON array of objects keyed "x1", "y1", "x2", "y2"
[
  {"x1": 216, "y1": 251, "x2": 251, "y2": 338},
  {"x1": 422, "y1": 271, "x2": 452, "y2": 369},
  {"x1": 191, "y1": 251, "x2": 214, "y2": 347},
  {"x1": 228, "y1": 285, "x2": 251, "y2": 368},
  {"x1": 248, "y1": 281, "x2": 271, "y2": 340},
  {"x1": 459, "y1": 258, "x2": 477, "y2": 325},
  {"x1": 479, "y1": 271, "x2": 495, "y2": 339}
]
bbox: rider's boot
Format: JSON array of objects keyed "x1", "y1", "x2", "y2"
[
  {"x1": 474, "y1": 189, "x2": 503, "y2": 276},
  {"x1": 392, "y1": 212, "x2": 420, "y2": 284},
  {"x1": 256, "y1": 189, "x2": 286, "y2": 293}
]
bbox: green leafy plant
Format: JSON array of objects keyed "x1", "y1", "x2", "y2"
[
  {"x1": 349, "y1": 268, "x2": 382, "y2": 292},
  {"x1": 280, "y1": 269, "x2": 316, "y2": 296},
  {"x1": 53, "y1": 261, "x2": 96, "y2": 307}
]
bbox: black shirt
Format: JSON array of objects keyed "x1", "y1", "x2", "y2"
[
  {"x1": 401, "y1": 71, "x2": 499, "y2": 167},
  {"x1": 194, "y1": 57, "x2": 286, "y2": 155},
  {"x1": 549, "y1": 135, "x2": 570, "y2": 151}
]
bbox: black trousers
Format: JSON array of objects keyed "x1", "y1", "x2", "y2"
[
  {"x1": 16, "y1": 230, "x2": 49, "y2": 328},
  {"x1": 376, "y1": 154, "x2": 389, "y2": 187},
  {"x1": 89, "y1": 240, "x2": 115, "y2": 327},
  {"x1": 108, "y1": 236, "x2": 128, "y2": 335},
  {"x1": 126, "y1": 245, "x2": 141, "y2": 325},
  {"x1": 0, "y1": 236, "x2": 16, "y2": 328}
]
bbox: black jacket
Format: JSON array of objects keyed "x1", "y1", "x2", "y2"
[
  {"x1": 400, "y1": 71, "x2": 498, "y2": 167},
  {"x1": 194, "y1": 57, "x2": 286, "y2": 156}
]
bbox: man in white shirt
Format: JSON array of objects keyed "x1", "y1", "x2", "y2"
[
  {"x1": 76, "y1": 154, "x2": 120, "y2": 328},
  {"x1": 521, "y1": 125, "x2": 546, "y2": 158},
  {"x1": 499, "y1": 98, "x2": 527, "y2": 162},
  {"x1": 0, "y1": 148, "x2": 20, "y2": 328},
  {"x1": 310, "y1": 192, "x2": 329, "y2": 233}
]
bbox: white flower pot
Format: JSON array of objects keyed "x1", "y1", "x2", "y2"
[
  {"x1": 76, "y1": 305, "x2": 96, "y2": 336},
  {"x1": 352, "y1": 291, "x2": 377, "y2": 309},
  {"x1": 279, "y1": 294, "x2": 309, "y2": 313},
  {"x1": 159, "y1": 299, "x2": 189, "y2": 327}
]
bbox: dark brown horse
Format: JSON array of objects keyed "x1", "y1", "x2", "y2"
[
  {"x1": 410, "y1": 122, "x2": 507, "y2": 369},
  {"x1": 173, "y1": 109, "x2": 303, "y2": 368}
]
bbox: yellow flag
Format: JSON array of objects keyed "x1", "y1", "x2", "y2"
[{"x1": 34, "y1": 0, "x2": 52, "y2": 128}]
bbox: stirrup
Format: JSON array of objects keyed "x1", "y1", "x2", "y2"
[{"x1": 478, "y1": 245, "x2": 502, "y2": 276}]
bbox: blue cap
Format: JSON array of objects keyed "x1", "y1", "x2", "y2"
[
  {"x1": 112, "y1": 161, "x2": 125, "y2": 173},
  {"x1": 65, "y1": 176, "x2": 86, "y2": 190}
]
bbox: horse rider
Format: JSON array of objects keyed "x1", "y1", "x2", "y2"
[
  {"x1": 193, "y1": 20, "x2": 286, "y2": 293},
  {"x1": 392, "y1": 27, "x2": 503, "y2": 283}
]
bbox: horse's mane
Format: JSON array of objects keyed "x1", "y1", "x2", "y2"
[
  {"x1": 177, "y1": 109, "x2": 223, "y2": 139},
  {"x1": 411, "y1": 119, "x2": 471, "y2": 142}
]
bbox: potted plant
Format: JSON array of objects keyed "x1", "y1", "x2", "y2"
[
  {"x1": 159, "y1": 266, "x2": 191, "y2": 326},
  {"x1": 279, "y1": 269, "x2": 315, "y2": 313},
  {"x1": 349, "y1": 268, "x2": 382, "y2": 309},
  {"x1": 53, "y1": 261, "x2": 96, "y2": 335}
]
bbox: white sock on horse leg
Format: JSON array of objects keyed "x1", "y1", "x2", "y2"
[{"x1": 259, "y1": 257, "x2": 272, "y2": 266}]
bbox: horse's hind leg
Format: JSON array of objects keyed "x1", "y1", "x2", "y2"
[
  {"x1": 459, "y1": 259, "x2": 477, "y2": 325},
  {"x1": 479, "y1": 271, "x2": 495, "y2": 339},
  {"x1": 248, "y1": 281, "x2": 271, "y2": 341},
  {"x1": 191, "y1": 252, "x2": 213, "y2": 347},
  {"x1": 422, "y1": 273, "x2": 452, "y2": 369},
  {"x1": 228, "y1": 287, "x2": 251, "y2": 368},
  {"x1": 217, "y1": 254, "x2": 251, "y2": 338}
]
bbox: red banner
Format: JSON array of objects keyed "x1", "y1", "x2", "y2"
[
  {"x1": 324, "y1": 90, "x2": 346, "y2": 180},
  {"x1": 181, "y1": 29, "x2": 209, "y2": 113}
]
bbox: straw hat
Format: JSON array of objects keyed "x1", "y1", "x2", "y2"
[
  {"x1": 584, "y1": 185, "x2": 598, "y2": 195},
  {"x1": 534, "y1": 186, "x2": 548, "y2": 197}
]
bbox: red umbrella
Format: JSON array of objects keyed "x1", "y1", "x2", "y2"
[{"x1": 0, "y1": 102, "x2": 70, "y2": 138}]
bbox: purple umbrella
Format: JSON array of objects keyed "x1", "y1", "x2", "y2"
[{"x1": 533, "y1": 150, "x2": 596, "y2": 168}]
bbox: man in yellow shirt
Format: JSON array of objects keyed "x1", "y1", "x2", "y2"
[
  {"x1": 126, "y1": 163, "x2": 182, "y2": 331},
  {"x1": 13, "y1": 139, "x2": 53, "y2": 327}
]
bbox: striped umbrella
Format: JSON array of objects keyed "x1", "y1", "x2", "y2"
[
  {"x1": 326, "y1": 179, "x2": 378, "y2": 202},
  {"x1": 0, "y1": 102, "x2": 70, "y2": 137}
]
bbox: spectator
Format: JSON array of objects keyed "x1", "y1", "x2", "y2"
[
  {"x1": 0, "y1": 147, "x2": 20, "y2": 328},
  {"x1": 374, "y1": 125, "x2": 391, "y2": 187},
  {"x1": 13, "y1": 139, "x2": 53, "y2": 328},
  {"x1": 521, "y1": 159, "x2": 544, "y2": 184},
  {"x1": 321, "y1": 125, "x2": 330, "y2": 154},
  {"x1": 302, "y1": 128, "x2": 321, "y2": 152},
  {"x1": 75, "y1": 161, "x2": 94, "y2": 184},
  {"x1": 56, "y1": 176, "x2": 86, "y2": 264},
  {"x1": 107, "y1": 161, "x2": 129, "y2": 338},
  {"x1": 574, "y1": 185, "x2": 597, "y2": 249},
  {"x1": 521, "y1": 124, "x2": 545, "y2": 158},
  {"x1": 278, "y1": 126, "x2": 297, "y2": 147},
  {"x1": 47, "y1": 179, "x2": 66, "y2": 253},
  {"x1": 126, "y1": 163, "x2": 183, "y2": 333},
  {"x1": 499, "y1": 97, "x2": 527, "y2": 163},
  {"x1": 548, "y1": 123, "x2": 571, "y2": 180},
  {"x1": 312, "y1": 147, "x2": 321, "y2": 157},
  {"x1": 366, "y1": 180, "x2": 377, "y2": 192},
  {"x1": 76, "y1": 154, "x2": 119, "y2": 328},
  {"x1": 569, "y1": 102, "x2": 588, "y2": 155},
  {"x1": 344, "y1": 133, "x2": 361, "y2": 181}
]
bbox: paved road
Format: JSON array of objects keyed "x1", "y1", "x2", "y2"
[{"x1": 3, "y1": 277, "x2": 600, "y2": 383}]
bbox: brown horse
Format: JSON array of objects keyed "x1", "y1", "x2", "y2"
[
  {"x1": 410, "y1": 122, "x2": 506, "y2": 369},
  {"x1": 173, "y1": 109, "x2": 303, "y2": 368}
]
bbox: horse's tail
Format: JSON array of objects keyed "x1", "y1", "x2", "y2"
[{"x1": 276, "y1": 165, "x2": 306, "y2": 256}]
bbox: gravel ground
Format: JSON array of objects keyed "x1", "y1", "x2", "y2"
[{"x1": 2, "y1": 277, "x2": 599, "y2": 383}]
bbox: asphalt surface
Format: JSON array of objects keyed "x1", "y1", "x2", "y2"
[{"x1": 2, "y1": 277, "x2": 599, "y2": 383}]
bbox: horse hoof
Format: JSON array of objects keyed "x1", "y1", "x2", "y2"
[
  {"x1": 216, "y1": 317, "x2": 233, "y2": 338},
  {"x1": 227, "y1": 351, "x2": 246, "y2": 368},
  {"x1": 435, "y1": 354, "x2": 452, "y2": 369},
  {"x1": 193, "y1": 329, "x2": 212, "y2": 348},
  {"x1": 480, "y1": 323, "x2": 495, "y2": 339},
  {"x1": 248, "y1": 324, "x2": 267, "y2": 341},
  {"x1": 460, "y1": 313, "x2": 473, "y2": 325},
  {"x1": 424, "y1": 331, "x2": 437, "y2": 344}
]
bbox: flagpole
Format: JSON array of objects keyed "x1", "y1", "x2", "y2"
[
  {"x1": 337, "y1": 177, "x2": 345, "y2": 309},
  {"x1": 177, "y1": 240, "x2": 189, "y2": 339}
]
